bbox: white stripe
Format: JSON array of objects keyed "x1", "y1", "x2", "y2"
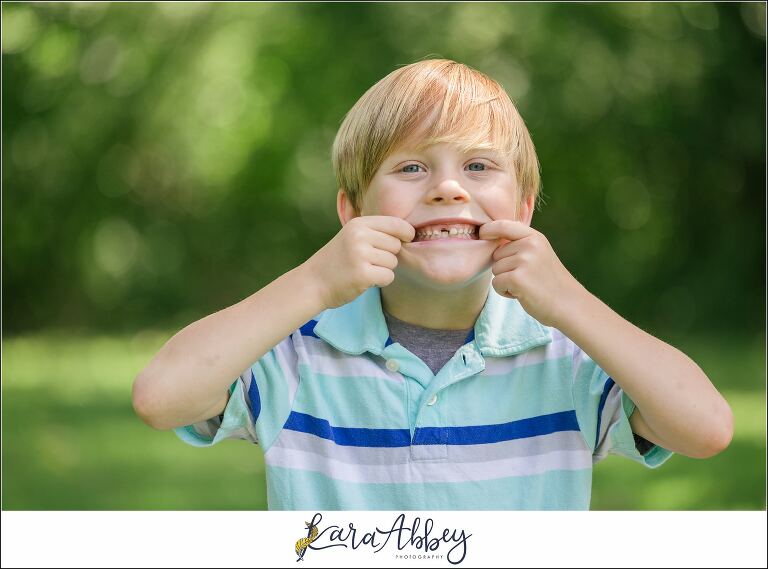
[
  {"x1": 289, "y1": 327, "x2": 311, "y2": 366},
  {"x1": 482, "y1": 332, "x2": 573, "y2": 376},
  {"x1": 269, "y1": 428, "x2": 589, "y2": 466},
  {"x1": 594, "y1": 383, "x2": 624, "y2": 461},
  {"x1": 225, "y1": 379, "x2": 259, "y2": 444},
  {"x1": 301, "y1": 335, "x2": 403, "y2": 383},
  {"x1": 572, "y1": 342, "x2": 596, "y2": 368},
  {"x1": 266, "y1": 446, "x2": 592, "y2": 484},
  {"x1": 190, "y1": 420, "x2": 218, "y2": 441},
  {"x1": 272, "y1": 335, "x2": 300, "y2": 401}
]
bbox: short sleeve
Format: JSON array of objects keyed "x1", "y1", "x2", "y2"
[
  {"x1": 571, "y1": 344, "x2": 674, "y2": 468},
  {"x1": 173, "y1": 334, "x2": 300, "y2": 452}
]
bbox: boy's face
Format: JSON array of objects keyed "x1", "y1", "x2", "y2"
[{"x1": 338, "y1": 141, "x2": 534, "y2": 290}]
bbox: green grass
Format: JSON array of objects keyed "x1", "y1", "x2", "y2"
[{"x1": 2, "y1": 330, "x2": 765, "y2": 510}]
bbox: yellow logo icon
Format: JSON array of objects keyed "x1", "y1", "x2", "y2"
[{"x1": 295, "y1": 519, "x2": 319, "y2": 561}]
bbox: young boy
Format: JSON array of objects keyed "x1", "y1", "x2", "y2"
[{"x1": 132, "y1": 59, "x2": 733, "y2": 510}]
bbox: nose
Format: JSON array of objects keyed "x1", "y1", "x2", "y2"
[{"x1": 426, "y1": 178, "x2": 471, "y2": 204}]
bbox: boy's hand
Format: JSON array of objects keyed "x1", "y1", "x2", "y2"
[
  {"x1": 303, "y1": 216, "x2": 415, "y2": 309},
  {"x1": 479, "y1": 220, "x2": 586, "y2": 327}
]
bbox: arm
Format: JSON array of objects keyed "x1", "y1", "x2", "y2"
[
  {"x1": 557, "y1": 289, "x2": 733, "y2": 459},
  {"x1": 131, "y1": 264, "x2": 326, "y2": 430},
  {"x1": 132, "y1": 215, "x2": 415, "y2": 431},
  {"x1": 480, "y1": 220, "x2": 734, "y2": 459}
]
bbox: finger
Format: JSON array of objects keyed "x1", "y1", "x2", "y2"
[
  {"x1": 369, "y1": 231, "x2": 404, "y2": 255},
  {"x1": 491, "y1": 239, "x2": 525, "y2": 262},
  {"x1": 491, "y1": 255, "x2": 523, "y2": 276},
  {"x1": 479, "y1": 219, "x2": 535, "y2": 242},
  {"x1": 366, "y1": 265, "x2": 396, "y2": 288},
  {"x1": 491, "y1": 274, "x2": 520, "y2": 299},
  {"x1": 367, "y1": 248, "x2": 398, "y2": 270},
  {"x1": 362, "y1": 216, "x2": 416, "y2": 243}
]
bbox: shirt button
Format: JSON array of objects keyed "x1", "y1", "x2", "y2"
[
  {"x1": 427, "y1": 394, "x2": 438, "y2": 406},
  {"x1": 385, "y1": 359, "x2": 400, "y2": 372}
]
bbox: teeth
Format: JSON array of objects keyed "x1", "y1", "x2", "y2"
[{"x1": 415, "y1": 223, "x2": 478, "y2": 241}]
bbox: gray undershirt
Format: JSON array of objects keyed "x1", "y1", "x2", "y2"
[
  {"x1": 383, "y1": 309, "x2": 473, "y2": 376},
  {"x1": 382, "y1": 309, "x2": 653, "y2": 455}
]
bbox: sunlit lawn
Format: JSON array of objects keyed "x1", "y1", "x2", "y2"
[{"x1": 3, "y1": 330, "x2": 765, "y2": 510}]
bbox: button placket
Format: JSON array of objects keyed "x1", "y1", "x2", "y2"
[{"x1": 411, "y1": 388, "x2": 447, "y2": 461}]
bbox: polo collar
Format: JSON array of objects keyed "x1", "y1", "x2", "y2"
[{"x1": 313, "y1": 286, "x2": 552, "y2": 358}]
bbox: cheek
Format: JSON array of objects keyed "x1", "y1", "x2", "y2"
[
  {"x1": 364, "y1": 185, "x2": 414, "y2": 217},
  {"x1": 482, "y1": 192, "x2": 520, "y2": 220}
]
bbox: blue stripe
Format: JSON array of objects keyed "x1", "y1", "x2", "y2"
[
  {"x1": 413, "y1": 410, "x2": 580, "y2": 445},
  {"x1": 464, "y1": 329, "x2": 475, "y2": 344},
  {"x1": 595, "y1": 377, "x2": 616, "y2": 448},
  {"x1": 248, "y1": 370, "x2": 261, "y2": 421},
  {"x1": 384, "y1": 336, "x2": 394, "y2": 347},
  {"x1": 299, "y1": 320, "x2": 319, "y2": 338},
  {"x1": 284, "y1": 411, "x2": 411, "y2": 447},
  {"x1": 284, "y1": 410, "x2": 580, "y2": 447}
]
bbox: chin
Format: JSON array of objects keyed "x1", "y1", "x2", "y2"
[
  {"x1": 395, "y1": 246, "x2": 494, "y2": 290},
  {"x1": 396, "y1": 264, "x2": 492, "y2": 291}
]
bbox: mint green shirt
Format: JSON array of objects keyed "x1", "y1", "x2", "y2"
[{"x1": 175, "y1": 286, "x2": 673, "y2": 510}]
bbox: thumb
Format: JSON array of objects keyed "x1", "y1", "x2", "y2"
[{"x1": 479, "y1": 219, "x2": 534, "y2": 241}]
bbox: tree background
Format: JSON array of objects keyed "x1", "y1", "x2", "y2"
[{"x1": 3, "y1": 2, "x2": 765, "y2": 510}]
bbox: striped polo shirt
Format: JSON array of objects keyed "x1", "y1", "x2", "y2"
[{"x1": 175, "y1": 286, "x2": 673, "y2": 510}]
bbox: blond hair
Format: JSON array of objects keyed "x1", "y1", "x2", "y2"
[{"x1": 331, "y1": 58, "x2": 541, "y2": 215}]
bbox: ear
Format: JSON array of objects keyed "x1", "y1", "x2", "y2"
[
  {"x1": 337, "y1": 189, "x2": 360, "y2": 226},
  {"x1": 518, "y1": 194, "x2": 536, "y2": 226}
]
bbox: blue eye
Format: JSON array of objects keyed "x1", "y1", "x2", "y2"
[
  {"x1": 467, "y1": 162, "x2": 486, "y2": 171},
  {"x1": 401, "y1": 164, "x2": 424, "y2": 173}
]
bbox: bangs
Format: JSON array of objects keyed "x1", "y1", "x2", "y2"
[
  {"x1": 410, "y1": 97, "x2": 519, "y2": 163},
  {"x1": 389, "y1": 65, "x2": 522, "y2": 164}
]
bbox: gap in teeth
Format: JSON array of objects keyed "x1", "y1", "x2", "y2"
[{"x1": 416, "y1": 224, "x2": 477, "y2": 240}]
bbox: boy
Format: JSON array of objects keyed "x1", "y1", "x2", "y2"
[{"x1": 132, "y1": 59, "x2": 733, "y2": 510}]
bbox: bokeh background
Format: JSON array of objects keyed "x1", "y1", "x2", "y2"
[{"x1": 3, "y1": 2, "x2": 765, "y2": 510}]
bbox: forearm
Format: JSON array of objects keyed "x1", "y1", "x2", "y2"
[
  {"x1": 557, "y1": 285, "x2": 733, "y2": 458},
  {"x1": 132, "y1": 264, "x2": 326, "y2": 430}
]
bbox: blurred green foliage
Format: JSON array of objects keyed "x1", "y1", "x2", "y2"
[
  {"x1": 3, "y1": 331, "x2": 764, "y2": 510},
  {"x1": 2, "y1": 2, "x2": 765, "y2": 336},
  {"x1": 2, "y1": 3, "x2": 766, "y2": 510}
]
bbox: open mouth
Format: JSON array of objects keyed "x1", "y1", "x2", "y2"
[{"x1": 412, "y1": 223, "x2": 479, "y2": 243}]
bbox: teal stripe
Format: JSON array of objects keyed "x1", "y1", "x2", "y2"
[
  {"x1": 265, "y1": 465, "x2": 593, "y2": 510},
  {"x1": 613, "y1": 392, "x2": 674, "y2": 467},
  {"x1": 174, "y1": 425, "x2": 213, "y2": 447},
  {"x1": 292, "y1": 366, "x2": 408, "y2": 429},
  {"x1": 447, "y1": 357, "x2": 572, "y2": 425}
]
